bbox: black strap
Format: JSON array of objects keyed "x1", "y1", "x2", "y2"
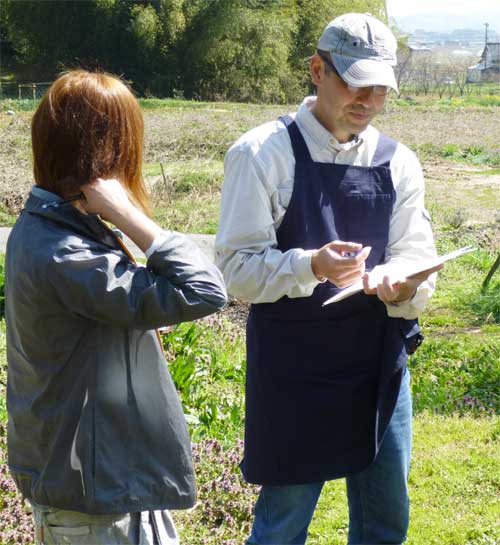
[{"x1": 278, "y1": 115, "x2": 313, "y2": 163}]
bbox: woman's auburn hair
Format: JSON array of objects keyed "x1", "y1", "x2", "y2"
[{"x1": 32, "y1": 69, "x2": 150, "y2": 214}]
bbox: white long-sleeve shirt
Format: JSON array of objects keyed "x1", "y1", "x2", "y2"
[{"x1": 215, "y1": 96, "x2": 437, "y2": 319}]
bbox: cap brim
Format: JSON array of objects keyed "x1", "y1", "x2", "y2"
[{"x1": 332, "y1": 54, "x2": 399, "y2": 93}]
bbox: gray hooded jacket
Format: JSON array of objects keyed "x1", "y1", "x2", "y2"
[{"x1": 6, "y1": 188, "x2": 227, "y2": 514}]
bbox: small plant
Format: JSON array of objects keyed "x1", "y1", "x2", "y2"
[
  {"x1": 443, "y1": 208, "x2": 468, "y2": 230},
  {"x1": 441, "y1": 143, "x2": 459, "y2": 158}
]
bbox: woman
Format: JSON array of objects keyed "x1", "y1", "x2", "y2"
[{"x1": 5, "y1": 70, "x2": 227, "y2": 544}]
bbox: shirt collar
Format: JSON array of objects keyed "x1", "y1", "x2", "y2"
[{"x1": 295, "y1": 95, "x2": 367, "y2": 153}]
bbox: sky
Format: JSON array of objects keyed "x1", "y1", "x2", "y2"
[
  {"x1": 387, "y1": 0, "x2": 500, "y2": 17},
  {"x1": 386, "y1": 0, "x2": 500, "y2": 33}
]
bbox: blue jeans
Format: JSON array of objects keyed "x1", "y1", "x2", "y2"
[{"x1": 246, "y1": 370, "x2": 412, "y2": 545}]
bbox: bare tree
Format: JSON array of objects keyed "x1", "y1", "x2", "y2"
[
  {"x1": 446, "y1": 55, "x2": 476, "y2": 96},
  {"x1": 395, "y1": 45, "x2": 414, "y2": 91},
  {"x1": 411, "y1": 51, "x2": 434, "y2": 95}
]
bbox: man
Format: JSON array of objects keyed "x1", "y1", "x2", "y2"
[{"x1": 215, "y1": 12, "x2": 440, "y2": 545}]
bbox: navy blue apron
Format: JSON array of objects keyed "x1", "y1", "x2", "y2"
[{"x1": 242, "y1": 116, "x2": 420, "y2": 486}]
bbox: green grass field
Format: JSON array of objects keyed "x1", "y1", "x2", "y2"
[{"x1": 0, "y1": 97, "x2": 499, "y2": 544}]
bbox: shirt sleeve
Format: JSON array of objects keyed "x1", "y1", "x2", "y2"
[
  {"x1": 215, "y1": 145, "x2": 319, "y2": 303},
  {"x1": 47, "y1": 230, "x2": 228, "y2": 329},
  {"x1": 384, "y1": 145, "x2": 438, "y2": 319}
]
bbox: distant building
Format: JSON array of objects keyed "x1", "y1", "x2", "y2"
[{"x1": 468, "y1": 42, "x2": 500, "y2": 82}]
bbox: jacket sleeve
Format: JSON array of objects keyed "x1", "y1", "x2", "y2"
[{"x1": 46, "y1": 231, "x2": 227, "y2": 329}]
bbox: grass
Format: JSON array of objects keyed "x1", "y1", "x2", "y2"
[
  {"x1": 1, "y1": 232, "x2": 500, "y2": 543},
  {"x1": 3, "y1": 97, "x2": 500, "y2": 232},
  {"x1": 308, "y1": 415, "x2": 500, "y2": 545},
  {"x1": 1, "y1": 99, "x2": 500, "y2": 543},
  {"x1": 0, "y1": 208, "x2": 16, "y2": 227},
  {"x1": 417, "y1": 142, "x2": 500, "y2": 168},
  {"x1": 149, "y1": 159, "x2": 223, "y2": 234}
]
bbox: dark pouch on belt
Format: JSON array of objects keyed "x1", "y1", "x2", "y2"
[{"x1": 400, "y1": 319, "x2": 424, "y2": 355}]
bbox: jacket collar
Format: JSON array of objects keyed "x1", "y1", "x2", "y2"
[{"x1": 24, "y1": 186, "x2": 121, "y2": 250}]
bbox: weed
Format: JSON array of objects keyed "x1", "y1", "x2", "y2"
[
  {"x1": 173, "y1": 439, "x2": 259, "y2": 545},
  {"x1": 443, "y1": 208, "x2": 468, "y2": 230},
  {"x1": 161, "y1": 317, "x2": 245, "y2": 443}
]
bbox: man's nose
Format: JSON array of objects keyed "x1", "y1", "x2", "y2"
[{"x1": 353, "y1": 86, "x2": 375, "y2": 106}]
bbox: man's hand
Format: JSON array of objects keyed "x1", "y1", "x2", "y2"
[
  {"x1": 311, "y1": 241, "x2": 372, "y2": 287},
  {"x1": 362, "y1": 264, "x2": 443, "y2": 304}
]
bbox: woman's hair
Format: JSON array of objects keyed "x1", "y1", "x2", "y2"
[{"x1": 32, "y1": 69, "x2": 149, "y2": 214}]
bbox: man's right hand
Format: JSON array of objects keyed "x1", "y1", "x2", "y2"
[{"x1": 311, "y1": 241, "x2": 371, "y2": 287}]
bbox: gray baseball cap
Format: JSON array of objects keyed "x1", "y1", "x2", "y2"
[{"x1": 317, "y1": 13, "x2": 398, "y2": 92}]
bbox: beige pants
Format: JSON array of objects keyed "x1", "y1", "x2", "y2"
[{"x1": 32, "y1": 503, "x2": 179, "y2": 545}]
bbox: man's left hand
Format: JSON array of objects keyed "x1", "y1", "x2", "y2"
[{"x1": 362, "y1": 264, "x2": 442, "y2": 305}]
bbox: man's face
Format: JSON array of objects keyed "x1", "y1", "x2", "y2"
[{"x1": 310, "y1": 55, "x2": 388, "y2": 143}]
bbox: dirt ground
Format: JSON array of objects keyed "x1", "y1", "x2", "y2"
[
  {"x1": 423, "y1": 160, "x2": 500, "y2": 250},
  {"x1": 1, "y1": 107, "x2": 500, "y2": 250}
]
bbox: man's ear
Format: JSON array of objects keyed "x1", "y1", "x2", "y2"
[{"x1": 310, "y1": 54, "x2": 324, "y2": 86}]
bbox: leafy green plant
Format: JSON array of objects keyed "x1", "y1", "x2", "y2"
[
  {"x1": 161, "y1": 318, "x2": 245, "y2": 442},
  {"x1": 472, "y1": 284, "x2": 500, "y2": 323}
]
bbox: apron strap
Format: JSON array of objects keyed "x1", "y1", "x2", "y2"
[
  {"x1": 278, "y1": 115, "x2": 313, "y2": 163},
  {"x1": 371, "y1": 133, "x2": 398, "y2": 167}
]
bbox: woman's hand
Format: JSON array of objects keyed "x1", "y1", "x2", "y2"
[
  {"x1": 81, "y1": 178, "x2": 162, "y2": 253},
  {"x1": 81, "y1": 178, "x2": 134, "y2": 222}
]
